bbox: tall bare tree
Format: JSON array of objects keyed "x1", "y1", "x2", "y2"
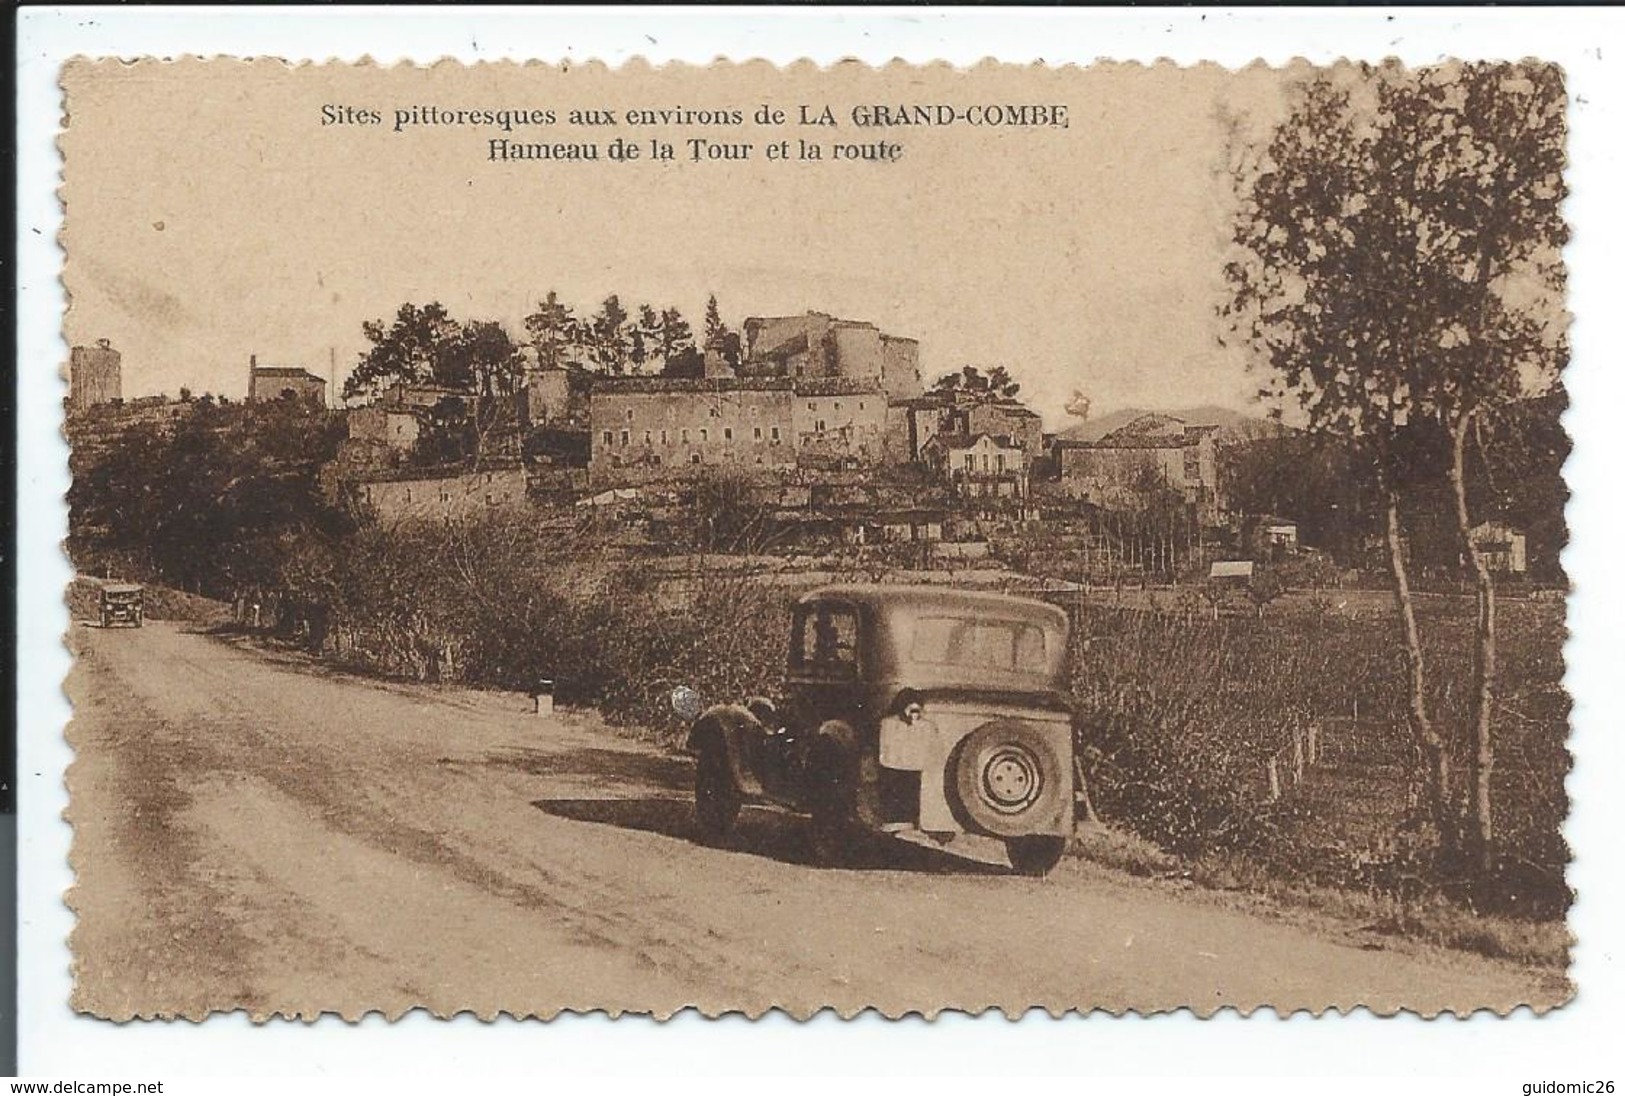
[{"x1": 1223, "y1": 62, "x2": 1567, "y2": 876}]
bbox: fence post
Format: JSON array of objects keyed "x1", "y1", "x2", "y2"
[
  {"x1": 1293, "y1": 730, "x2": 1305, "y2": 785},
  {"x1": 1267, "y1": 757, "x2": 1281, "y2": 801}
]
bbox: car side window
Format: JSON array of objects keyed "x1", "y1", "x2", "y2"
[{"x1": 792, "y1": 603, "x2": 859, "y2": 678}]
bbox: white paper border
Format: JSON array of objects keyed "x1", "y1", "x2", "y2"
[{"x1": 15, "y1": 4, "x2": 1625, "y2": 1079}]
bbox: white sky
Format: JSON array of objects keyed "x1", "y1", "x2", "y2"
[{"x1": 61, "y1": 60, "x2": 1290, "y2": 428}]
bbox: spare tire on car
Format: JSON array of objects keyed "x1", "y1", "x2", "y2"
[{"x1": 948, "y1": 719, "x2": 1069, "y2": 840}]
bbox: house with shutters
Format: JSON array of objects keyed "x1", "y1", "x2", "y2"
[{"x1": 920, "y1": 431, "x2": 1029, "y2": 499}]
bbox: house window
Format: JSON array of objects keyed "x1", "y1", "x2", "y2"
[
  {"x1": 771, "y1": 426, "x2": 781, "y2": 442},
  {"x1": 962, "y1": 454, "x2": 974, "y2": 471},
  {"x1": 808, "y1": 402, "x2": 816, "y2": 411},
  {"x1": 754, "y1": 426, "x2": 763, "y2": 441},
  {"x1": 816, "y1": 419, "x2": 826, "y2": 432},
  {"x1": 700, "y1": 428, "x2": 709, "y2": 443},
  {"x1": 709, "y1": 407, "x2": 720, "y2": 418},
  {"x1": 661, "y1": 430, "x2": 668, "y2": 444},
  {"x1": 620, "y1": 430, "x2": 630, "y2": 446},
  {"x1": 626, "y1": 409, "x2": 634, "y2": 422},
  {"x1": 981, "y1": 454, "x2": 990, "y2": 472},
  {"x1": 602, "y1": 431, "x2": 613, "y2": 446},
  {"x1": 724, "y1": 427, "x2": 733, "y2": 442},
  {"x1": 996, "y1": 454, "x2": 1006, "y2": 473},
  {"x1": 834, "y1": 402, "x2": 841, "y2": 411},
  {"x1": 690, "y1": 453, "x2": 701, "y2": 464},
  {"x1": 681, "y1": 428, "x2": 690, "y2": 443},
  {"x1": 652, "y1": 455, "x2": 662, "y2": 466},
  {"x1": 644, "y1": 430, "x2": 652, "y2": 445},
  {"x1": 859, "y1": 402, "x2": 865, "y2": 411}
]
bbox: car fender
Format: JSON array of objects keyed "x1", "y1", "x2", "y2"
[
  {"x1": 685, "y1": 704, "x2": 767, "y2": 797},
  {"x1": 811, "y1": 720, "x2": 877, "y2": 825}
]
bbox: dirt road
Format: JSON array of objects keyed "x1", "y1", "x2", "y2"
[{"x1": 65, "y1": 621, "x2": 1566, "y2": 1020}]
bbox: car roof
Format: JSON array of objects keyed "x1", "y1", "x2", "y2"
[
  {"x1": 799, "y1": 584, "x2": 1068, "y2": 627},
  {"x1": 100, "y1": 583, "x2": 144, "y2": 594}
]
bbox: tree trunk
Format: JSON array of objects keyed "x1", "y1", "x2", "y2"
[
  {"x1": 1449, "y1": 412, "x2": 1497, "y2": 876},
  {"x1": 1380, "y1": 467, "x2": 1455, "y2": 863}
]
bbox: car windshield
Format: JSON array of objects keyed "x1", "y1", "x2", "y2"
[{"x1": 909, "y1": 615, "x2": 1048, "y2": 674}]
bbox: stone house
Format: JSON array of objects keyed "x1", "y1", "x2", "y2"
[
  {"x1": 741, "y1": 311, "x2": 922, "y2": 401},
  {"x1": 346, "y1": 405, "x2": 422, "y2": 452},
  {"x1": 355, "y1": 468, "x2": 529, "y2": 525},
  {"x1": 518, "y1": 363, "x2": 577, "y2": 428},
  {"x1": 377, "y1": 381, "x2": 472, "y2": 411},
  {"x1": 885, "y1": 395, "x2": 957, "y2": 465},
  {"x1": 586, "y1": 375, "x2": 886, "y2": 485},
  {"x1": 789, "y1": 378, "x2": 889, "y2": 469},
  {"x1": 886, "y1": 392, "x2": 1046, "y2": 466},
  {"x1": 921, "y1": 432, "x2": 1030, "y2": 499},
  {"x1": 964, "y1": 401, "x2": 1044, "y2": 457},
  {"x1": 1470, "y1": 521, "x2": 1529, "y2": 574},
  {"x1": 1247, "y1": 514, "x2": 1300, "y2": 560},
  {"x1": 247, "y1": 355, "x2": 328, "y2": 406},
  {"x1": 1054, "y1": 414, "x2": 1220, "y2": 518}
]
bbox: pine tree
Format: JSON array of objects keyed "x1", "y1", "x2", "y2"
[{"x1": 522, "y1": 291, "x2": 578, "y2": 371}]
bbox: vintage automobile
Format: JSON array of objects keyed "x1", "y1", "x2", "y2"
[
  {"x1": 98, "y1": 582, "x2": 145, "y2": 628},
  {"x1": 686, "y1": 584, "x2": 1076, "y2": 875}
]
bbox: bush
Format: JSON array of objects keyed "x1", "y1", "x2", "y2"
[
  {"x1": 1067, "y1": 597, "x2": 1569, "y2": 918},
  {"x1": 304, "y1": 512, "x2": 795, "y2": 745}
]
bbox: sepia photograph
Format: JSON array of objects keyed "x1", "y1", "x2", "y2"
[{"x1": 46, "y1": 44, "x2": 1580, "y2": 1029}]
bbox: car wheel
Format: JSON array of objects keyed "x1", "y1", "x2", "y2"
[
  {"x1": 1006, "y1": 835, "x2": 1068, "y2": 877},
  {"x1": 693, "y1": 740, "x2": 740, "y2": 845},
  {"x1": 807, "y1": 758, "x2": 856, "y2": 868},
  {"x1": 808, "y1": 795, "x2": 852, "y2": 867},
  {"x1": 949, "y1": 720, "x2": 1070, "y2": 839}
]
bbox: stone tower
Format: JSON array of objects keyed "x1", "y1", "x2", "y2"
[{"x1": 69, "y1": 338, "x2": 122, "y2": 412}]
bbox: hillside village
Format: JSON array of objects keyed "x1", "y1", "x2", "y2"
[{"x1": 66, "y1": 305, "x2": 1561, "y2": 587}]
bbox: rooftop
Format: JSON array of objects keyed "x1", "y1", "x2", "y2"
[
  {"x1": 252, "y1": 366, "x2": 326, "y2": 382},
  {"x1": 984, "y1": 402, "x2": 1041, "y2": 418},
  {"x1": 800, "y1": 583, "x2": 1069, "y2": 625},
  {"x1": 925, "y1": 431, "x2": 1020, "y2": 451},
  {"x1": 589, "y1": 375, "x2": 883, "y2": 397}
]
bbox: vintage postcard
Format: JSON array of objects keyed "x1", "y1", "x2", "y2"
[{"x1": 58, "y1": 56, "x2": 1572, "y2": 1021}]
